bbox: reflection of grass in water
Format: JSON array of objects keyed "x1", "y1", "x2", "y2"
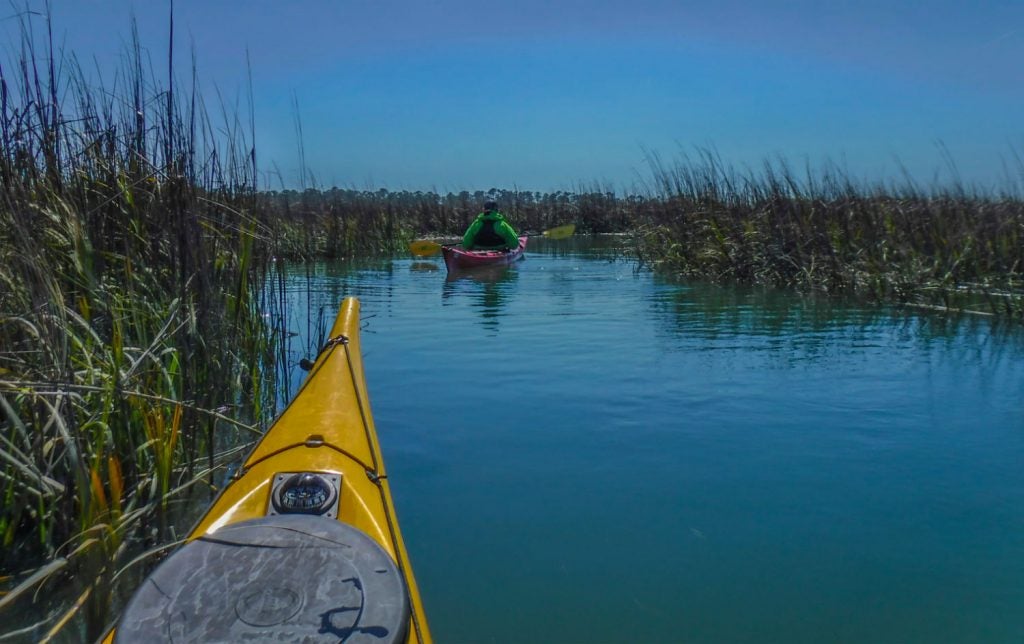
[
  {"x1": 651, "y1": 278, "x2": 1024, "y2": 372},
  {"x1": 634, "y1": 150, "x2": 1024, "y2": 320},
  {"x1": 528, "y1": 234, "x2": 631, "y2": 261},
  {"x1": 0, "y1": 10, "x2": 278, "y2": 640}
]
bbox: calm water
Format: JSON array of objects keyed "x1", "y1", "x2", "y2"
[{"x1": 277, "y1": 236, "x2": 1024, "y2": 644}]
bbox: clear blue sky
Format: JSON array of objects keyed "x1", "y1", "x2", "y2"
[{"x1": 6, "y1": 1, "x2": 1024, "y2": 192}]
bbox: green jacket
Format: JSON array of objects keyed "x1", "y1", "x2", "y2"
[{"x1": 462, "y1": 211, "x2": 520, "y2": 250}]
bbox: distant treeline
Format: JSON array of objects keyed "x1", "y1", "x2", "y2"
[{"x1": 259, "y1": 186, "x2": 642, "y2": 257}]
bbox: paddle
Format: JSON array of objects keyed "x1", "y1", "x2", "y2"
[{"x1": 408, "y1": 223, "x2": 576, "y2": 257}]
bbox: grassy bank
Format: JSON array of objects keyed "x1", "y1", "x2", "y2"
[
  {"x1": 633, "y1": 152, "x2": 1024, "y2": 319},
  {"x1": 0, "y1": 15, "x2": 282, "y2": 640}
]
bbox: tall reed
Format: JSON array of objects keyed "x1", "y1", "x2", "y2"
[
  {"x1": 0, "y1": 9, "x2": 279, "y2": 640},
  {"x1": 633, "y1": 150, "x2": 1024, "y2": 318}
]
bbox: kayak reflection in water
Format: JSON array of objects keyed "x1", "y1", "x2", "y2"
[
  {"x1": 442, "y1": 263, "x2": 518, "y2": 334},
  {"x1": 462, "y1": 200, "x2": 519, "y2": 250}
]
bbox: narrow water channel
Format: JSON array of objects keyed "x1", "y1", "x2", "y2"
[{"x1": 278, "y1": 236, "x2": 1024, "y2": 643}]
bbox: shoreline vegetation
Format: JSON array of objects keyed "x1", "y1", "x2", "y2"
[
  {"x1": 266, "y1": 174, "x2": 1023, "y2": 322},
  {"x1": 0, "y1": 13, "x2": 283, "y2": 640},
  {"x1": 636, "y1": 151, "x2": 1023, "y2": 319},
  {"x1": 1, "y1": 9, "x2": 1022, "y2": 642}
]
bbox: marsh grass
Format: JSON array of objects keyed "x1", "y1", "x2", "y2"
[
  {"x1": 0, "y1": 9, "x2": 280, "y2": 640},
  {"x1": 261, "y1": 167, "x2": 1023, "y2": 322},
  {"x1": 633, "y1": 150, "x2": 1024, "y2": 319}
]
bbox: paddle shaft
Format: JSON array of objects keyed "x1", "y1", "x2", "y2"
[{"x1": 409, "y1": 224, "x2": 574, "y2": 257}]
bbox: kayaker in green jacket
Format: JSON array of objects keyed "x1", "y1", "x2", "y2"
[{"x1": 462, "y1": 201, "x2": 520, "y2": 250}]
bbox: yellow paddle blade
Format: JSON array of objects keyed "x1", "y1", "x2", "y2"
[
  {"x1": 542, "y1": 223, "x2": 576, "y2": 240},
  {"x1": 409, "y1": 240, "x2": 443, "y2": 256}
]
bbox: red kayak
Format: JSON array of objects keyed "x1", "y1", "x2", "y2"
[{"x1": 442, "y1": 236, "x2": 527, "y2": 272}]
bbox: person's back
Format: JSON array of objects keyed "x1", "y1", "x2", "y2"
[{"x1": 462, "y1": 201, "x2": 519, "y2": 250}]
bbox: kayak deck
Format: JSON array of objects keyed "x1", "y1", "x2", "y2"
[{"x1": 104, "y1": 298, "x2": 431, "y2": 643}]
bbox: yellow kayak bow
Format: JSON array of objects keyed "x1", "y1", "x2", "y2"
[{"x1": 104, "y1": 298, "x2": 431, "y2": 643}]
